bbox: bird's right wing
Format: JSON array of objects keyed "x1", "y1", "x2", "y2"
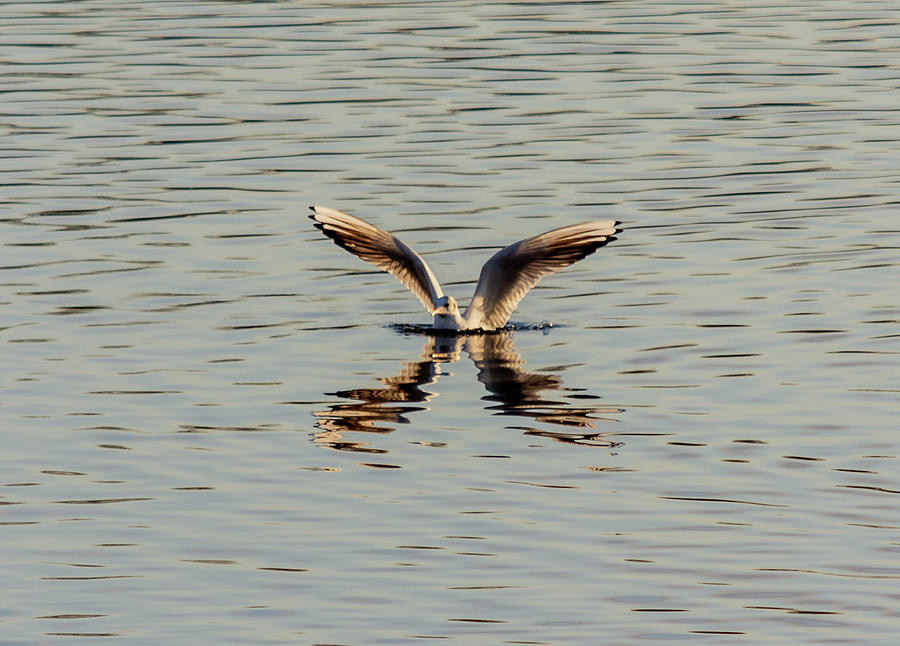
[
  {"x1": 310, "y1": 205, "x2": 444, "y2": 313},
  {"x1": 464, "y1": 220, "x2": 620, "y2": 330}
]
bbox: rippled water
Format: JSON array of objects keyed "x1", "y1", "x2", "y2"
[{"x1": 3, "y1": 1, "x2": 899, "y2": 644}]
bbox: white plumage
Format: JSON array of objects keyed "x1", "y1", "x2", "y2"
[{"x1": 310, "y1": 205, "x2": 620, "y2": 332}]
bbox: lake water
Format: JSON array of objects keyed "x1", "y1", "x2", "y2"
[{"x1": 2, "y1": 1, "x2": 899, "y2": 644}]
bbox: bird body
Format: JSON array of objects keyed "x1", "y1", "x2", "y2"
[{"x1": 310, "y1": 205, "x2": 619, "y2": 332}]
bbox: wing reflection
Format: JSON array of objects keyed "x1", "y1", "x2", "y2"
[
  {"x1": 313, "y1": 333, "x2": 621, "y2": 453},
  {"x1": 313, "y1": 336, "x2": 462, "y2": 453},
  {"x1": 464, "y1": 334, "x2": 622, "y2": 447}
]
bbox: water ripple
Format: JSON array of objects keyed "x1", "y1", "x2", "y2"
[{"x1": 3, "y1": 1, "x2": 899, "y2": 644}]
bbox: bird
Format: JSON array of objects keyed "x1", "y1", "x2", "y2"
[{"x1": 309, "y1": 205, "x2": 620, "y2": 332}]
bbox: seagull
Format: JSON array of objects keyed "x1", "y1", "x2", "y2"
[{"x1": 309, "y1": 205, "x2": 620, "y2": 332}]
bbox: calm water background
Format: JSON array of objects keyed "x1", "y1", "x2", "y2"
[{"x1": 2, "y1": 1, "x2": 899, "y2": 644}]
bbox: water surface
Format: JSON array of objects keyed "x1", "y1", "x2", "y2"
[{"x1": 2, "y1": 1, "x2": 899, "y2": 644}]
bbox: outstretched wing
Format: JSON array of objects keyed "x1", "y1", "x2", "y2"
[
  {"x1": 464, "y1": 220, "x2": 620, "y2": 330},
  {"x1": 310, "y1": 205, "x2": 444, "y2": 313}
]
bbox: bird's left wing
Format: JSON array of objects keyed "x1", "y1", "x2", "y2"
[
  {"x1": 464, "y1": 220, "x2": 620, "y2": 330},
  {"x1": 310, "y1": 205, "x2": 444, "y2": 313}
]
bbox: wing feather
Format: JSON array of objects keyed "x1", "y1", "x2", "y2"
[
  {"x1": 464, "y1": 220, "x2": 620, "y2": 330},
  {"x1": 309, "y1": 205, "x2": 443, "y2": 312}
]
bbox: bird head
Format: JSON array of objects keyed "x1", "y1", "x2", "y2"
[{"x1": 431, "y1": 296, "x2": 459, "y2": 316}]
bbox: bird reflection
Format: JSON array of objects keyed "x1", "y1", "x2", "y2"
[
  {"x1": 464, "y1": 334, "x2": 621, "y2": 447},
  {"x1": 313, "y1": 332, "x2": 622, "y2": 453}
]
